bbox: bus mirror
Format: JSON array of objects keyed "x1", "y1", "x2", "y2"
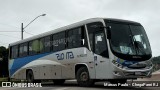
[{"x1": 107, "y1": 26, "x2": 111, "y2": 39}]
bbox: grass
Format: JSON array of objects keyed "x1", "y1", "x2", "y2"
[
  {"x1": 0, "y1": 77, "x2": 8, "y2": 81},
  {"x1": 0, "y1": 77, "x2": 8, "y2": 87}
]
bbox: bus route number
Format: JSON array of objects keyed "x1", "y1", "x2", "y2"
[{"x1": 56, "y1": 52, "x2": 74, "y2": 60}]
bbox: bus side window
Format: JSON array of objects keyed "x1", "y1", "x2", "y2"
[
  {"x1": 67, "y1": 26, "x2": 88, "y2": 49},
  {"x1": 40, "y1": 38, "x2": 45, "y2": 53},
  {"x1": 29, "y1": 41, "x2": 33, "y2": 55},
  {"x1": 23, "y1": 43, "x2": 28, "y2": 56},
  {"x1": 67, "y1": 29, "x2": 73, "y2": 49},
  {"x1": 11, "y1": 45, "x2": 18, "y2": 59},
  {"x1": 52, "y1": 32, "x2": 65, "y2": 52},
  {"x1": 29, "y1": 40, "x2": 39, "y2": 55},
  {"x1": 72, "y1": 28, "x2": 81, "y2": 48},
  {"x1": 44, "y1": 36, "x2": 51, "y2": 52},
  {"x1": 19, "y1": 44, "x2": 23, "y2": 57},
  {"x1": 19, "y1": 43, "x2": 28, "y2": 57},
  {"x1": 58, "y1": 32, "x2": 65, "y2": 51},
  {"x1": 53, "y1": 34, "x2": 58, "y2": 52}
]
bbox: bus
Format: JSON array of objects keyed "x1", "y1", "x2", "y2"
[{"x1": 8, "y1": 18, "x2": 152, "y2": 86}]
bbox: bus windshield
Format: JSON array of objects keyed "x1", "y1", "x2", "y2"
[{"x1": 107, "y1": 23, "x2": 151, "y2": 60}]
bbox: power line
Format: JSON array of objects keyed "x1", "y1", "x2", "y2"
[
  {"x1": 0, "y1": 34, "x2": 20, "y2": 39},
  {"x1": 0, "y1": 22, "x2": 19, "y2": 29},
  {"x1": 0, "y1": 31, "x2": 20, "y2": 32},
  {"x1": 24, "y1": 31, "x2": 34, "y2": 35}
]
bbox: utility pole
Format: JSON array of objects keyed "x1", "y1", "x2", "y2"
[{"x1": 21, "y1": 23, "x2": 23, "y2": 40}]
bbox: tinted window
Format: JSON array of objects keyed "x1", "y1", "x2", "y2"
[
  {"x1": 67, "y1": 30, "x2": 73, "y2": 49},
  {"x1": 40, "y1": 38, "x2": 45, "y2": 53},
  {"x1": 72, "y1": 28, "x2": 81, "y2": 48},
  {"x1": 53, "y1": 34, "x2": 58, "y2": 52},
  {"x1": 44, "y1": 36, "x2": 51, "y2": 52},
  {"x1": 23, "y1": 43, "x2": 28, "y2": 56},
  {"x1": 19, "y1": 44, "x2": 23, "y2": 57},
  {"x1": 29, "y1": 40, "x2": 39, "y2": 55},
  {"x1": 53, "y1": 32, "x2": 65, "y2": 52},
  {"x1": 67, "y1": 26, "x2": 88, "y2": 49},
  {"x1": 11, "y1": 45, "x2": 18, "y2": 58}
]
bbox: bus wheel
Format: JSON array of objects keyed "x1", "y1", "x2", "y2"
[
  {"x1": 53, "y1": 79, "x2": 65, "y2": 85},
  {"x1": 26, "y1": 70, "x2": 34, "y2": 83},
  {"x1": 76, "y1": 67, "x2": 94, "y2": 87}
]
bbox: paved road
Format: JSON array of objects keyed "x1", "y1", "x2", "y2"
[{"x1": 0, "y1": 80, "x2": 160, "y2": 90}]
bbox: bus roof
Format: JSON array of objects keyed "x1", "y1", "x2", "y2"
[{"x1": 9, "y1": 18, "x2": 140, "y2": 46}]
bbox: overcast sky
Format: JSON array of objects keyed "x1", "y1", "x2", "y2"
[{"x1": 0, "y1": 0, "x2": 159, "y2": 56}]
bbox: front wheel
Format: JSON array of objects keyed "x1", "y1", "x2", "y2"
[
  {"x1": 76, "y1": 67, "x2": 94, "y2": 87},
  {"x1": 26, "y1": 70, "x2": 34, "y2": 83}
]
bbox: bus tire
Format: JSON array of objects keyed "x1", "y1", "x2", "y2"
[
  {"x1": 26, "y1": 70, "x2": 34, "y2": 83},
  {"x1": 53, "y1": 79, "x2": 65, "y2": 85},
  {"x1": 76, "y1": 67, "x2": 94, "y2": 87}
]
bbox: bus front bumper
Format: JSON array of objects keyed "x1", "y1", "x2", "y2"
[{"x1": 112, "y1": 65, "x2": 153, "y2": 79}]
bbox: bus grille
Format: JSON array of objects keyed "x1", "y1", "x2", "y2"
[
  {"x1": 124, "y1": 72, "x2": 148, "y2": 76},
  {"x1": 127, "y1": 63, "x2": 146, "y2": 69}
]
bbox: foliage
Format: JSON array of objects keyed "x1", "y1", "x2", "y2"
[
  {"x1": 151, "y1": 56, "x2": 160, "y2": 72},
  {"x1": 0, "y1": 46, "x2": 8, "y2": 77}
]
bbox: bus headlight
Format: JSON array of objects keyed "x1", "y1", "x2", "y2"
[{"x1": 112, "y1": 60, "x2": 123, "y2": 68}]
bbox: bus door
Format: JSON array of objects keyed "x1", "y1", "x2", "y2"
[{"x1": 87, "y1": 22, "x2": 110, "y2": 79}]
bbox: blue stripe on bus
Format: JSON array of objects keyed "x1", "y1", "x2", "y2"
[{"x1": 10, "y1": 52, "x2": 53, "y2": 76}]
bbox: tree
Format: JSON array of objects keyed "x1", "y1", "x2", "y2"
[
  {"x1": 151, "y1": 56, "x2": 160, "y2": 72},
  {"x1": 0, "y1": 46, "x2": 9, "y2": 77}
]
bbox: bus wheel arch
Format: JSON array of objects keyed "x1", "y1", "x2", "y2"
[
  {"x1": 75, "y1": 64, "x2": 94, "y2": 86},
  {"x1": 75, "y1": 64, "x2": 87, "y2": 76},
  {"x1": 26, "y1": 69, "x2": 41, "y2": 83}
]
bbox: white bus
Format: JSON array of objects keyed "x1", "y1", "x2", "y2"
[{"x1": 9, "y1": 18, "x2": 152, "y2": 86}]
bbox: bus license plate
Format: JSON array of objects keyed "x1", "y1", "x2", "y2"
[{"x1": 135, "y1": 72, "x2": 141, "y2": 75}]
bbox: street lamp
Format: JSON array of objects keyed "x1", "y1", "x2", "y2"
[{"x1": 21, "y1": 14, "x2": 46, "y2": 40}]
